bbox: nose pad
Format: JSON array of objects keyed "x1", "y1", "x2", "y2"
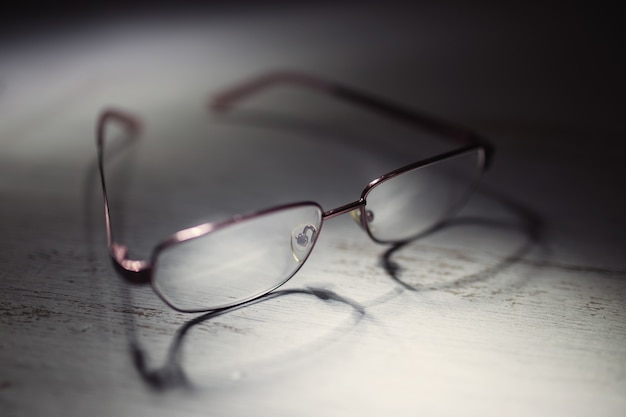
[
  {"x1": 349, "y1": 208, "x2": 374, "y2": 228},
  {"x1": 291, "y1": 224, "x2": 318, "y2": 263}
]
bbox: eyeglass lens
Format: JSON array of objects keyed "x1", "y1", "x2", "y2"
[
  {"x1": 363, "y1": 149, "x2": 483, "y2": 242},
  {"x1": 152, "y1": 204, "x2": 323, "y2": 312}
]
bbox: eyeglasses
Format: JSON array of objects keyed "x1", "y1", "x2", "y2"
[{"x1": 97, "y1": 71, "x2": 494, "y2": 313}]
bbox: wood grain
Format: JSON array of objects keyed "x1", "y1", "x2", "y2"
[{"x1": 1, "y1": 3, "x2": 624, "y2": 416}]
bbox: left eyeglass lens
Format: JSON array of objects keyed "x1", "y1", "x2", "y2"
[
  {"x1": 152, "y1": 204, "x2": 323, "y2": 312},
  {"x1": 363, "y1": 148, "x2": 484, "y2": 243}
]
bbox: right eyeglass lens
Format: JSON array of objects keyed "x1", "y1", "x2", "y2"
[
  {"x1": 152, "y1": 204, "x2": 322, "y2": 312},
  {"x1": 363, "y1": 148, "x2": 484, "y2": 243}
]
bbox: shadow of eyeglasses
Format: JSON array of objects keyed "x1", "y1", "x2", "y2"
[
  {"x1": 83, "y1": 103, "x2": 546, "y2": 391},
  {"x1": 379, "y1": 183, "x2": 545, "y2": 293},
  {"x1": 129, "y1": 286, "x2": 365, "y2": 390}
]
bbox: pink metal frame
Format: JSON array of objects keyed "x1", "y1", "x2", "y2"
[{"x1": 96, "y1": 71, "x2": 493, "y2": 312}]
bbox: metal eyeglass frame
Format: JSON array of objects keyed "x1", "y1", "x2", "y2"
[{"x1": 96, "y1": 71, "x2": 494, "y2": 312}]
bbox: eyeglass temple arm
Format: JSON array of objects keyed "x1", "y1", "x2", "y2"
[
  {"x1": 210, "y1": 71, "x2": 494, "y2": 168},
  {"x1": 96, "y1": 109, "x2": 151, "y2": 281}
]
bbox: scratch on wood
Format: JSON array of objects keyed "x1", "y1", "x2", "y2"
[
  {"x1": 210, "y1": 322, "x2": 250, "y2": 335},
  {"x1": 0, "y1": 304, "x2": 62, "y2": 322},
  {"x1": 112, "y1": 307, "x2": 163, "y2": 319}
]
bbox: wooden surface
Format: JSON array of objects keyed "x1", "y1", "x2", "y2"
[{"x1": 1, "y1": 3, "x2": 625, "y2": 416}]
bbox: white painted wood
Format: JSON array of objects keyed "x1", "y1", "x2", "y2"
[{"x1": 1, "y1": 3, "x2": 624, "y2": 416}]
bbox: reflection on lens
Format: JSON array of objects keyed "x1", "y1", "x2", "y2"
[
  {"x1": 152, "y1": 204, "x2": 323, "y2": 312},
  {"x1": 364, "y1": 149, "x2": 483, "y2": 242}
]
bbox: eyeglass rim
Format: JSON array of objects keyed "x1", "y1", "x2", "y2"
[
  {"x1": 359, "y1": 144, "x2": 487, "y2": 244},
  {"x1": 150, "y1": 201, "x2": 325, "y2": 312}
]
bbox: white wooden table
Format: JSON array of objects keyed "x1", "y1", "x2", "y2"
[{"x1": 1, "y1": 3, "x2": 624, "y2": 416}]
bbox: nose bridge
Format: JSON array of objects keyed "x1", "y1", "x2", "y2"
[{"x1": 323, "y1": 198, "x2": 365, "y2": 220}]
